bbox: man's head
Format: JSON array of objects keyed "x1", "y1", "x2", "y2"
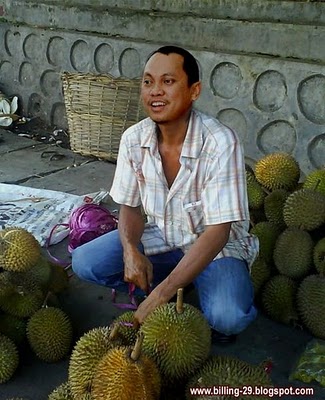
[
  {"x1": 146, "y1": 46, "x2": 200, "y2": 87},
  {"x1": 141, "y1": 46, "x2": 201, "y2": 124}
]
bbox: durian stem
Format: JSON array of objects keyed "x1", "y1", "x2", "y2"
[
  {"x1": 313, "y1": 179, "x2": 321, "y2": 191},
  {"x1": 42, "y1": 291, "x2": 52, "y2": 307},
  {"x1": 176, "y1": 288, "x2": 184, "y2": 314},
  {"x1": 109, "y1": 322, "x2": 120, "y2": 340},
  {"x1": 130, "y1": 332, "x2": 144, "y2": 361}
]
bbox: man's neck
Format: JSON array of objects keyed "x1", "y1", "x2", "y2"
[{"x1": 157, "y1": 111, "x2": 191, "y2": 146}]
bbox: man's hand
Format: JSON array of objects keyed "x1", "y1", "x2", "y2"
[
  {"x1": 124, "y1": 248, "x2": 153, "y2": 293},
  {"x1": 133, "y1": 287, "x2": 169, "y2": 327}
]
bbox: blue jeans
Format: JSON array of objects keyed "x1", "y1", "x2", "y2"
[{"x1": 71, "y1": 229, "x2": 257, "y2": 335}]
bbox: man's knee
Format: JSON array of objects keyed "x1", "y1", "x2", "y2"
[{"x1": 71, "y1": 246, "x2": 90, "y2": 280}]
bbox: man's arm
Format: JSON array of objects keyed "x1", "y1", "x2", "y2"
[
  {"x1": 119, "y1": 204, "x2": 153, "y2": 292},
  {"x1": 134, "y1": 222, "x2": 231, "y2": 324}
]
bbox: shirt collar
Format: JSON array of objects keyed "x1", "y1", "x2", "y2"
[{"x1": 140, "y1": 110, "x2": 203, "y2": 159}]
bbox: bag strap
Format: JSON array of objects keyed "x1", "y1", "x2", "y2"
[{"x1": 45, "y1": 223, "x2": 71, "y2": 267}]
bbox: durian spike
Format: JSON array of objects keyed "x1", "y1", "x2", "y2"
[
  {"x1": 130, "y1": 331, "x2": 144, "y2": 361},
  {"x1": 109, "y1": 322, "x2": 120, "y2": 340},
  {"x1": 176, "y1": 288, "x2": 184, "y2": 314}
]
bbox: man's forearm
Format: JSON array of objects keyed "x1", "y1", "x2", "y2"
[
  {"x1": 157, "y1": 223, "x2": 231, "y2": 300},
  {"x1": 118, "y1": 205, "x2": 145, "y2": 254}
]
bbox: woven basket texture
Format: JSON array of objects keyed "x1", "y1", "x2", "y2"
[{"x1": 62, "y1": 72, "x2": 145, "y2": 161}]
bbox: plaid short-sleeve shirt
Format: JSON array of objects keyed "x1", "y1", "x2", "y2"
[{"x1": 110, "y1": 110, "x2": 258, "y2": 268}]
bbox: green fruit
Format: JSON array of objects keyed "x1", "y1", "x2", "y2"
[
  {"x1": 0, "y1": 333, "x2": 19, "y2": 383},
  {"x1": 91, "y1": 338, "x2": 161, "y2": 400},
  {"x1": 48, "y1": 262, "x2": 69, "y2": 294},
  {"x1": 0, "y1": 313, "x2": 27, "y2": 344},
  {"x1": 111, "y1": 311, "x2": 138, "y2": 346},
  {"x1": 186, "y1": 355, "x2": 272, "y2": 400},
  {"x1": 250, "y1": 222, "x2": 281, "y2": 264},
  {"x1": 262, "y1": 275, "x2": 298, "y2": 325},
  {"x1": 69, "y1": 326, "x2": 121, "y2": 399},
  {"x1": 283, "y1": 189, "x2": 325, "y2": 231},
  {"x1": 303, "y1": 169, "x2": 325, "y2": 196},
  {"x1": 313, "y1": 238, "x2": 325, "y2": 275},
  {"x1": 27, "y1": 307, "x2": 73, "y2": 362},
  {"x1": 297, "y1": 274, "x2": 325, "y2": 340},
  {"x1": 250, "y1": 256, "x2": 272, "y2": 296},
  {"x1": 0, "y1": 227, "x2": 41, "y2": 272},
  {"x1": 255, "y1": 152, "x2": 300, "y2": 191},
  {"x1": 140, "y1": 299, "x2": 211, "y2": 381},
  {"x1": 48, "y1": 382, "x2": 74, "y2": 400},
  {"x1": 247, "y1": 179, "x2": 266, "y2": 210},
  {"x1": 264, "y1": 189, "x2": 289, "y2": 228},
  {"x1": 273, "y1": 228, "x2": 313, "y2": 279}
]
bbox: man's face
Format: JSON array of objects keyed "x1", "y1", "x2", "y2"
[{"x1": 141, "y1": 52, "x2": 200, "y2": 124}]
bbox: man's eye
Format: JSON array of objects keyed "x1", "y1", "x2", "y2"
[
  {"x1": 143, "y1": 80, "x2": 151, "y2": 85},
  {"x1": 164, "y1": 79, "x2": 173, "y2": 84}
]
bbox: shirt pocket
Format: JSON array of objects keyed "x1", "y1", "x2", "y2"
[{"x1": 184, "y1": 200, "x2": 205, "y2": 234}]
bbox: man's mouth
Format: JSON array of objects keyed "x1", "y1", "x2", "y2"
[{"x1": 151, "y1": 101, "x2": 166, "y2": 107}]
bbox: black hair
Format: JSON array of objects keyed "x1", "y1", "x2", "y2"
[{"x1": 146, "y1": 45, "x2": 200, "y2": 86}]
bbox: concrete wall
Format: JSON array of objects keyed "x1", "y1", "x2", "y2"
[{"x1": 0, "y1": 0, "x2": 324, "y2": 174}]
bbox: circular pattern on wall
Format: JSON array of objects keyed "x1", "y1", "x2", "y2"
[
  {"x1": 47, "y1": 36, "x2": 69, "y2": 67},
  {"x1": 28, "y1": 93, "x2": 43, "y2": 116},
  {"x1": 0, "y1": 61, "x2": 14, "y2": 78},
  {"x1": 23, "y1": 33, "x2": 43, "y2": 59},
  {"x1": 257, "y1": 120, "x2": 297, "y2": 154},
  {"x1": 4, "y1": 30, "x2": 21, "y2": 57},
  {"x1": 94, "y1": 43, "x2": 114, "y2": 73},
  {"x1": 40, "y1": 70, "x2": 60, "y2": 97},
  {"x1": 217, "y1": 108, "x2": 247, "y2": 142},
  {"x1": 70, "y1": 40, "x2": 91, "y2": 72},
  {"x1": 308, "y1": 133, "x2": 325, "y2": 169},
  {"x1": 19, "y1": 62, "x2": 35, "y2": 86},
  {"x1": 298, "y1": 74, "x2": 325, "y2": 125},
  {"x1": 51, "y1": 102, "x2": 68, "y2": 129},
  {"x1": 253, "y1": 70, "x2": 287, "y2": 112},
  {"x1": 210, "y1": 62, "x2": 242, "y2": 99},
  {"x1": 118, "y1": 48, "x2": 141, "y2": 78}
]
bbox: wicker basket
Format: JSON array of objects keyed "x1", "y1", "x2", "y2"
[{"x1": 62, "y1": 72, "x2": 145, "y2": 161}]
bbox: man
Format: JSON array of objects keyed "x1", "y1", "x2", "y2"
[{"x1": 72, "y1": 46, "x2": 258, "y2": 342}]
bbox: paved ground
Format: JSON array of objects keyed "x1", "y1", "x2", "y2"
[{"x1": 0, "y1": 128, "x2": 324, "y2": 400}]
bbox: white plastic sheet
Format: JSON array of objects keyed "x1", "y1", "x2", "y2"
[{"x1": 0, "y1": 183, "x2": 109, "y2": 246}]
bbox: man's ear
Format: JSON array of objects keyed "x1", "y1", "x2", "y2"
[{"x1": 191, "y1": 81, "x2": 201, "y2": 101}]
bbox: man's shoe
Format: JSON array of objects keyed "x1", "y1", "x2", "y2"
[{"x1": 212, "y1": 330, "x2": 237, "y2": 344}]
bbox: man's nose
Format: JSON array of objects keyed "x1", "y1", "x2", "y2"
[{"x1": 150, "y1": 82, "x2": 164, "y2": 95}]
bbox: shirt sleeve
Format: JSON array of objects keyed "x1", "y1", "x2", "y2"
[
  {"x1": 202, "y1": 138, "x2": 249, "y2": 225},
  {"x1": 109, "y1": 133, "x2": 142, "y2": 207}
]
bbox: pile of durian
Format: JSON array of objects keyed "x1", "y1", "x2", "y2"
[
  {"x1": 47, "y1": 289, "x2": 272, "y2": 400},
  {"x1": 0, "y1": 227, "x2": 72, "y2": 385},
  {"x1": 247, "y1": 152, "x2": 325, "y2": 339}
]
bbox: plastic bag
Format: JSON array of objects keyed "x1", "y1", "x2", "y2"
[{"x1": 289, "y1": 338, "x2": 325, "y2": 387}]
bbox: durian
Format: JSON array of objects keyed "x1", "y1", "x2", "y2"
[
  {"x1": 0, "y1": 271, "x2": 44, "y2": 318},
  {"x1": 283, "y1": 188, "x2": 325, "y2": 231},
  {"x1": 250, "y1": 222, "x2": 281, "y2": 264},
  {"x1": 254, "y1": 152, "x2": 300, "y2": 191},
  {"x1": 140, "y1": 288, "x2": 211, "y2": 381},
  {"x1": 48, "y1": 382, "x2": 74, "y2": 400},
  {"x1": 261, "y1": 275, "x2": 298, "y2": 325},
  {"x1": 0, "y1": 227, "x2": 41, "y2": 272},
  {"x1": 247, "y1": 178, "x2": 266, "y2": 210},
  {"x1": 297, "y1": 274, "x2": 325, "y2": 340},
  {"x1": 69, "y1": 325, "x2": 121, "y2": 399},
  {"x1": 250, "y1": 256, "x2": 271, "y2": 296},
  {"x1": 27, "y1": 306, "x2": 73, "y2": 362},
  {"x1": 91, "y1": 332, "x2": 161, "y2": 400},
  {"x1": 110, "y1": 311, "x2": 138, "y2": 346},
  {"x1": 264, "y1": 189, "x2": 289, "y2": 228},
  {"x1": 48, "y1": 262, "x2": 69, "y2": 294},
  {"x1": 273, "y1": 228, "x2": 313, "y2": 279},
  {"x1": 303, "y1": 169, "x2": 325, "y2": 196},
  {"x1": 0, "y1": 313, "x2": 27, "y2": 344},
  {"x1": 186, "y1": 355, "x2": 272, "y2": 400},
  {"x1": 313, "y1": 238, "x2": 325, "y2": 275},
  {"x1": 0, "y1": 333, "x2": 19, "y2": 383}
]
